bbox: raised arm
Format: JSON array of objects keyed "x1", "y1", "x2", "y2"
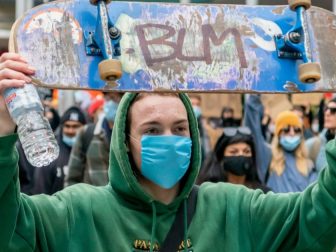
[
  {"x1": 0, "y1": 53, "x2": 72, "y2": 251},
  {"x1": 0, "y1": 53, "x2": 30, "y2": 136},
  {"x1": 243, "y1": 94, "x2": 272, "y2": 182},
  {"x1": 249, "y1": 139, "x2": 336, "y2": 251}
]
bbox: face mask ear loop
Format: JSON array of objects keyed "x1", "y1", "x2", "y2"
[
  {"x1": 127, "y1": 134, "x2": 141, "y2": 152},
  {"x1": 128, "y1": 134, "x2": 141, "y2": 144}
]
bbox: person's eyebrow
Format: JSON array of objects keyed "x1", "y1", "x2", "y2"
[
  {"x1": 173, "y1": 119, "x2": 189, "y2": 125},
  {"x1": 139, "y1": 121, "x2": 161, "y2": 127},
  {"x1": 139, "y1": 118, "x2": 188, "y2": 127}
]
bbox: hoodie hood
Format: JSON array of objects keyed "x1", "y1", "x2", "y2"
[{"x1": 108, "y1": 93, "x2": 201, "y2": 213}]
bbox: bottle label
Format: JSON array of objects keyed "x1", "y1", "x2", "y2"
[
  {"x1": 4, "y1": 90, "x2": 17, "y2": 106},
  {"x1": 4, "y1": 84, "x2": 43, "y2": 115}
]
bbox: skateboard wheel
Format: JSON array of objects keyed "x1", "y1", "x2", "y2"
[
  {"x1": 288, "y1": 0, "x2": 311, "y2": 11},
  {"x1": 99, "y1": 59, "x2": 122, "y2": 81},
  {"x1": 299, "y1": 62, "x2": 321, "y2": 83},
  {"x1": 89, "y1": 0, "x2": 112, "y2": 5}
]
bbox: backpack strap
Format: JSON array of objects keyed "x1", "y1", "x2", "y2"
[
  {"x1": 81, "y1": 123, "x2": 95, "y2": 155},
  {"x1": 160, "y1": 185, "x2": 199, "y2": 252}
]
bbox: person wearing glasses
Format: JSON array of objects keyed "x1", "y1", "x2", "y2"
[
  {"x1": 197, "y1": 126, "x2": 270, "y2": 192},
  {"x1": 244, "y1": 95, "x2": 317, "y2": 193},
  {"x1": 305, "y1": 98, "x2": 336, "y2": 173},
  {"x1": 3, "y1": 53, "x2": 336, "y2": 251}
]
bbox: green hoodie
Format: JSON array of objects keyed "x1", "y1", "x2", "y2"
[{"x1": 1, "y1": 93, "x2": 336, "y2": 252}]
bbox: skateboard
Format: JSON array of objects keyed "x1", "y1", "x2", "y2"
[{"x1": 8, "y1": 0, "x2": 334, "y2": 93}]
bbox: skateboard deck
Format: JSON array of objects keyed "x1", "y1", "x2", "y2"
[{"x1": 9, "y1": 0, "x2": 336, "y2": 93}]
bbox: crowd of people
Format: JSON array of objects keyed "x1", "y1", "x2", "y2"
[
  {"x1": 17, "y1": 89, "x2": 331, "y2": 196},
  {"x1": 1, "y1": 52, "x2": 336, "y2": 251}
]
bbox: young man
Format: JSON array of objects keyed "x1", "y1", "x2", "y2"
[{"x1": 1, "y1": 53, "x2": 336, "y2": 251}]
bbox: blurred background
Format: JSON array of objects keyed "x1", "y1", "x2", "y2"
[{"x1": 0, "y1": 0, "x2": 334, "y2": 147}]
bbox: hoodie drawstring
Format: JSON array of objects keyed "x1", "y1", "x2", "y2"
[
  {"x1": 183, "y1": 199, "x2": 188, "y2": 252},
  {"x1": 150, "y1": 202, "x2": 157, "y2": 252},
  {"x1": 150, "y1": 199, "x2": 189, "y2": 252}
]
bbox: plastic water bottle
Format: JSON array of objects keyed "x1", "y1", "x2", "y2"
[{"x1": 4, "y1": 84, "x2": 59, "y2": 167}]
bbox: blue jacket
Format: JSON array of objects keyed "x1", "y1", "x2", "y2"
[{"x1": 244, "y1": 95, "x2": 317, "y2": 192}]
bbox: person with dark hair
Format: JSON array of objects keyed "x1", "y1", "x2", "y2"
[
  {"x1": 306, "y1": 97, "x2": 336, "y2": 173},
  {"x1": 220, "y1": 106, "x2": 241, "y2": 127},
  {"x1": 197, "y1": 126, "x2": 269, "y2": 192}
]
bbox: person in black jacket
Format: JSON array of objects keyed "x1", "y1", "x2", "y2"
[
  {"x1": 17, "y1": 106, "x2": 86, "y2": 195},
  {"x1": 197, "y1": 126, "x2": 270, "y2": 192}
]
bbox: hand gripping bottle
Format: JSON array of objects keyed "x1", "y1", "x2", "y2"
[{"x1": 4, "y1": 84, "x2": 59, "y2": 167}]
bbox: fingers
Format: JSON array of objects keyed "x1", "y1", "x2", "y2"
[
  {"x1": 0, "y1": 59, "x2": 35, "y2": 76},
  {"x1": 0, "y1": 68, "x2": 32, "y2": 83},
  {"x1": 0, "y1": 52, "x2": 27, "y2": 64},
  {"x1": 0, "y1": 52, "x2": 35, "y2": 93},
  {"x1": 0, "y1": 79, "x2": 25, "y2": 93}
]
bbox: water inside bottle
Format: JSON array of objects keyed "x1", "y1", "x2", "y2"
[{"x1": 17, "y1": 111, "x2": 59, "y2": 167}]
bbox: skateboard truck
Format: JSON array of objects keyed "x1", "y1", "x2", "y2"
[
  {"x1": 275, "y1": 0, "x2": 321, "y2": 84},
  {"x1": 85, "y1": 0, "x2": 122, "y2": 86}
]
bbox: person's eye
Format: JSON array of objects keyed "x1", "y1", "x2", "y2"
[
  {"x1": 228, "y1": 150, "x2": 237, "y2": 155},
  {"x1": 144, "y1": 128, "x2": 160, "y2": 135},
  {"x1": 244, "y1": 150, "x2": 252, "y2": 156},
  {"x1": 174, "y1": 126, "x2": 188, "y2": 135}
]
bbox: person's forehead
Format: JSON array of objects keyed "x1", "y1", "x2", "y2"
[
  {"x1": 64, "y1": 120, "x2": 83, "y2": 126},
  {"x1": 136, "y1": 94, "x2": 183, "y2": 107},
  {"x1": 131, "y1": 95, "x2": 188, "y2": 120},
  {"x1": 225, "y1": 142, "x2": 251, "y2": 149}
]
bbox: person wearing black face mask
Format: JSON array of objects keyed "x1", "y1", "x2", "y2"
[{"x1": 197, "y1": 126, "x2": 270, "y2": 192}]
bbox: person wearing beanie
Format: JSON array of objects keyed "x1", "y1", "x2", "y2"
[
  {"x1": 244, "y1": 95, "x2": 317, "y2": 193},
  {"x1": 25, "y1": 106, "x2": 87, "y2": 195}
]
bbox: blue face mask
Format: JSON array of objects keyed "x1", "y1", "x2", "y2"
[
  {"x1": 279, "y1": 135, "x2": 301, "y2": 152},
  {"x1": 63, "y1": 134, "x2": 77, "y2": 147},
  {"x1": 140, "y1": 135, "x2": 192, "y2": 189},
  {"x1": 104, "y1": 100, "x2": 118, "y2": 122},
  {"x1": 193, "y1": 106, "x2": 202, "y2": 119}
]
